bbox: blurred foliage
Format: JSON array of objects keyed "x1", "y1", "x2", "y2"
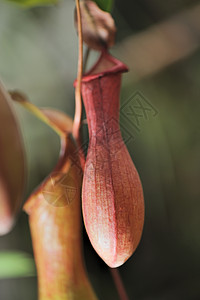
[
  {"x1": 0, "y1": 0, "x2": 200, "y2": 299},
  {"x1": 94, "y1": 0, "x2": 114, "y2": 12},
  {"x1": 6, "y1": 0, "x2": 57, "y2": 7},
  {"x1": 0, "y1": 251, "x2": 36, "y2": 278},
  {"x1": 4, "y1": 0, "x2": 113, "y2": 10}
]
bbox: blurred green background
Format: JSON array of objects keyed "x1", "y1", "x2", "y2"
[{"x1": 0, "y1": 0, "x2": 200, "y2": 299}]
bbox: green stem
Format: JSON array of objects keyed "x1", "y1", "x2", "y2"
[{"x1": 9, "y1": 91, "x2": 64, "y2": 137}]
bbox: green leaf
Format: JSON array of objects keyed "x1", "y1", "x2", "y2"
[
  {"x1": 0, "y1": 251, "x2": 36, "y2": 279},
  {"x1": 7, "y1": 0, "x2": 57, "y2": 8},
  {"x1": 93, "y1": 0, "x2": 114, "y2": 12}
]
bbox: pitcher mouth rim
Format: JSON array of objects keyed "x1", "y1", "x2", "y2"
[{"x1": 74, "y1": 50, "x2": 128, "y2": 85}]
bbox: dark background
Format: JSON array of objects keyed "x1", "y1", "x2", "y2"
[{"x1": 0, "y1": 0, "x2": 200, "y2": 299}]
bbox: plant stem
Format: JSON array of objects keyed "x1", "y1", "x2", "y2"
[
  {"x1": 110, "y1": 268, "x2": 130, "y2": 300},
  {"x1": 73, "y1": 0, "x2": 85, "y2": 170},
  {"x1": 73, "y1": 0, "x2": 83, "y2": 141},
  {"x1": 9, "y1": 91, "x2": 64, "y2": 137}
]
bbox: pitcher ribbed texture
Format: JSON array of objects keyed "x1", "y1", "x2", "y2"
[
  {"x1": 24, "y1": 110, "x2": 98, "y2": 300},
  {"x1": 81, "y1": 51, "x2": 145, "y2": 268}
]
